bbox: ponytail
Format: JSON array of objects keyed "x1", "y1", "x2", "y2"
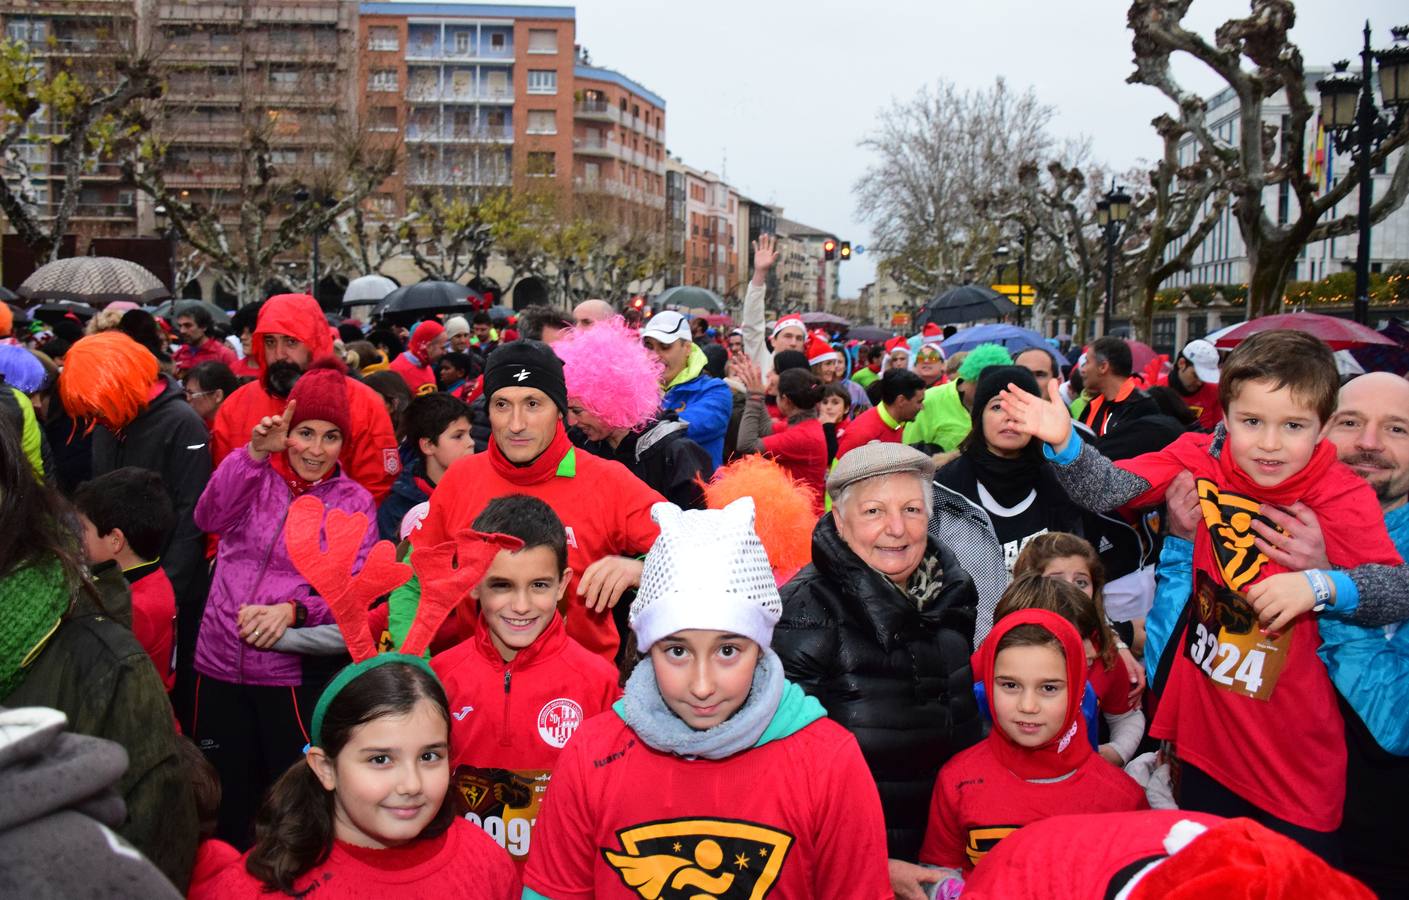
[
  {"x1": 245, "y1": 761, "x2": 336, "y2": 894},
  {"x1": 777, "y1": 368, "x2": 824, "y2": 411}
]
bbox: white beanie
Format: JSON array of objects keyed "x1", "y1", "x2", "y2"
[
  {"x1": 444, "y1": 315, "x2": 470, "y2": 338},
  {"x1": 630, "y1": 498, "x2": 781, "y2": 650}
]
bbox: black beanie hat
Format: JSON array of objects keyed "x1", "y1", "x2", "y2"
[
  {"x1": 483, "y1": 339, "x2": 568, "y2": 417},
  {"x1": 772, "y1": 350, "x2": 810, "y2": 374},
  {"x1": 970, "y1": 365, "x2": 1040, "y2": 428}
]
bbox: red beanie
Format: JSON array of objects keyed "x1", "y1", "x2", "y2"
[
  {"x1": 409, "y1": 320, "x2": 445, "y2": 359},
  {"x1": 287, "y1": 357, "x2": 351, "y2": 437}
]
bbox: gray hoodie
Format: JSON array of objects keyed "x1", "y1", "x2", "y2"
[{"x1": 0, "y1": 706, "x2": 181, "y2": 899}]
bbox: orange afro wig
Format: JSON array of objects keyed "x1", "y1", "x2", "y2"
[
  {"x1": 0, "y1": 301, "x2": 12, "y2": 338},
  {"x1": 703, "y1": 455, "x2": 816, "y2": 574},
  {"x1": 59, "y1": 331, "x2": 158, "y2": 432}
]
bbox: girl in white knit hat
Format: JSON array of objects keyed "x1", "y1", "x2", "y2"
[{"x1": 522, "y1": 497, "x2": 892, "y2": 900}]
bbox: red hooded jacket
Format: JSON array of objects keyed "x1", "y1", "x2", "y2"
[
  {"x1": 431, "y1": 610, "x2": 621, "y2": 867},
  {"x1": 211, "y1": 294, "x2": 399, "y2": 501}
]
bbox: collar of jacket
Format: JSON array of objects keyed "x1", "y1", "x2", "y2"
[
  {"x1": 876, "y1": 401, "x2": 900, "y2": 430},
  {"x1": 665, "y1": 343, "x2": 707, "y2": 391},
  {"x1": 488, "y1": 419, "x2": 575, "y2": 484},
  {"x1": 120, "y1": 559, "x2": 162, "y2": 585},
  {"x1": 809, "y1": 513, "x2": 965, "y2": 649},
  {"x1": 471, "y1": 603, "x2": 568, "y2": 672}
]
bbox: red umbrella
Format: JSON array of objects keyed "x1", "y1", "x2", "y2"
[
  {"x1": 1211, "y1": 312, "x2": 1398, "y2": 351},
  {"x1": 1126, "y1": 340, "x2": 1158, "y2": 373}
]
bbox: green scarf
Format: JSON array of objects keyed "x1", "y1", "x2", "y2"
[{"x1": 0, "y1": 558, "x2": 72, "y2": 698}]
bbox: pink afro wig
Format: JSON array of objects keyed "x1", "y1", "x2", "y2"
[
  {"x1": 703, "y1": 455, "x2": 816, "y2": 573},
  {"x1": 552, "y1": 316, "x2": 664, "y2": 429},
  {"x1": 59, "y1": 331, "x2": 158, "y2": 432}
]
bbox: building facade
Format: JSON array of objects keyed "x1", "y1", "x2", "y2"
[
  {"x1": 775, "y1": 213, "x2": 838, "y2": 312},
  {"x1": 572, "y1": 55, "x2": 667, "y2": 229},
  {"x1": 1162, "y1": 67, "x2": 1409, "y2": 290},
  {"x1": 665, "y1": 156, "x2": 737, "y2": 298}
]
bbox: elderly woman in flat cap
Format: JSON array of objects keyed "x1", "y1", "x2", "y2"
[{"x1": 775, "y1": 442, "x2": 981, "y2": 900}]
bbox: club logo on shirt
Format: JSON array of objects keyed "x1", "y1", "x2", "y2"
[
  {"x1": 1196, "y1": 479, "x2": 1278, "y2": 592},
  {"x1": 965, "y1": 825, "x2": 1020, "y2": 867},
  {"x1": 603, "y1": 818, "x2": 794, "y2": 900},
  {"x1": 537, "y1": 698, "x2": 583, "y2": 749},
  {"x1": 382, "y1": 447, "x2": 401, "y2": 475}
]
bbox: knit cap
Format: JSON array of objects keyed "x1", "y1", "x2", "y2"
[
  {"x1": 630, "y1": 498, "x2": 781, "y2": 650},
  {"x1": 408, "y1": 320, "x2": 445, "y2": 360},
  {"x1": 483, "y1": 339, "x2": 568, "y2": 416},
  {"x1": 287, "y1": 357, "x2": 351, "y2": 436},
  {"x1": 444, "y1": 315, "x2": 470, "y2": 338}
]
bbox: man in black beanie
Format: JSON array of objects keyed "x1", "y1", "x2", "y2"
[{"x1": 403, "y1": 339, "x2": 666, "y2": 662}]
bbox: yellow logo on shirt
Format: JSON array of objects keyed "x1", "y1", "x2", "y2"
[
  {"x1": 1196, "y1": 479, "x2": 1277, "y2": 592},
  {"x1": 602, "y1": 818, "x2": 793, "y2": 899},
  {"x1": 964, "y1": 825, "x2": 1019, "y2": 866}
]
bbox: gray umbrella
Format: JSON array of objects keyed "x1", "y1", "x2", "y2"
[
  {"x1": 342, "y1": 274, "x2": 399, "y2": 307},
  {"x1": 655, "y1": 285, "x2": 724, "y2": 313},
  {"x1": 149, "y1": 299, "x2": 231, "y2": 326},
  {"x1": 18, "y1": 256, "x2": 170, "y2": 306},
  {"x1": 918, "y1": 284, "x2": 1016, "y2": 326}
]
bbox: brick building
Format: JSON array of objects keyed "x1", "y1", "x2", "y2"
[
  {"x1": 665, "y1": 156, "x2": 737, "y2": 298},
  {"x1": 571, "y1": 54, "x2": 667, "y2": 229}
]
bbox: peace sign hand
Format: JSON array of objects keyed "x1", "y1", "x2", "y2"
[{"x1": 250, "y1": 399, "x2": 296, "y2": 461}]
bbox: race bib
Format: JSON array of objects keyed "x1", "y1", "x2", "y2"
[
  {"x1": 451, "y1": 765, "x2": 550, "y2": 860},
  {"x1": 1183, "y1": 570, "x2": 1289, "y2": 701}
]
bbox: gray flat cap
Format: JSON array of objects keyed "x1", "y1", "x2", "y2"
[{"x1": 826, "y1": 442, "x2": 936, "y2": 497}]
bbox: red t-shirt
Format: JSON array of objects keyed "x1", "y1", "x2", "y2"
[
  {"x1": 413, "y1": 425, "x2": 663, "y2": 660},
  {"x1": 193, "y1": 819, "x2": 520, "y2": 899},
  {"x1": 1088, "y1": 654, "x2": 1137, "y2": 715},
  {"x1": 524, "y1": 713, "x2": 893, "y2": 900},
  {"x1": 919, "y1": 739, "x2": 1148, "y2": 872},
  {"x1": 1156, "y1": 372, "x2": 1222, "y2": 431},
  {"x1": 128, "y1": 566, "x2": 176, "y2": 692},
  {"x1": 762, "y1": 417, "x2": 828, "y2": 511},
  {"x1": 390, "y1": 353, "x2": 437, "y2": 396},
  {"x1": 430, "y1": 612, "x2": 621, "y2": 867},
  {"x1": 834, "y1": 404, "x2": 903, "y2": 460}
]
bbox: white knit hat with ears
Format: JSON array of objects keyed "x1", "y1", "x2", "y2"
[{"x1": 630, "y1": 497, "x2": 782, "y2": 650}]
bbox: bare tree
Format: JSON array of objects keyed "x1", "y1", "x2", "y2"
[
  {"x1": 855, "y1": 78, "x2": 1056, "y2": 298},
  {"x1": 327, "y1": 203, "x2": 410, "y2": 278},
  {"x1": 1128, "y1": 0, "x2": 1409, "y2": 316}
]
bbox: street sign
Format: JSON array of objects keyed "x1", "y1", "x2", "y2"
[
  {"x1": 854, "y1": 244, "x2": 865, "y2": 255},
  {"x1": 891, "y1": 311, "x2": 910, "y2": 327},
  {"x1": 991, "y1": 283, "x2": 1035, "y2": 306}
]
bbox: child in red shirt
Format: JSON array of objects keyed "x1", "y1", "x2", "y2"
[
  {"x1": 1002, "y1": 332, "x2": 1403, "y2": 849},
  {"x1": 430, "y1": 495, "x2": 621, "y2": 868},
  {"x1": 524, "y1": 498, "x2": 893, "y2": 900},
  {"x1": 74, "y1": 468, "x2": 178, "y2": 692},
  {"x1": 919, "y1": 609, "x2": 1148, "y2": 880}
]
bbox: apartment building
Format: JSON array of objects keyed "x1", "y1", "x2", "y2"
[
  {"x1": 572, "y1": 53, "x2": 667, "y2": 228},
  {"x1": 775, "y1": 213, "x2": 838, "y2": 312},
  {"x1": 665, "y1": 156, "x2": 737, "y2": 297}
]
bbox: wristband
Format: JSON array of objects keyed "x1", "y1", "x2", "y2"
[{"x1": 1303, "y1": 569, "x2": 1333, "y2": 612}]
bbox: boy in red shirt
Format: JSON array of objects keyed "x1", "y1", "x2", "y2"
[
  {"x1": 430, "y1": 495, "x2": 621, "y2": 867},
  {"x1": 74, "y1": 467, "x2": 178, "y2": 692},
  {"x1": 920, "y1": 609, "x2": 1147, "y2": 882},
  {"x1": 524, "y1": 498, "x2": 893, "y2": 900},
  {"x1": 1000, "y1": 330, "x2": 1403, "y2": 852}
]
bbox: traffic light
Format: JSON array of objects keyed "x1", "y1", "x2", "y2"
[
  {"x1": 822, "y1": 238, "x2": 837, "y2": 260},
  {"x1": 839, "y1": 241, "x2": 852, "y2": 260}
]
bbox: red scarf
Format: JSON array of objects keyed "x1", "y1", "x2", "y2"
[
  {"x1": 270, "y1": 452, "x2": 335, "y2": 496},
  {"x1": 487, "y1": 419, "x2": 571, "y2": 485},
  {"x1": 974, "y1": 609, "x2": 1092, "y2": 781}
]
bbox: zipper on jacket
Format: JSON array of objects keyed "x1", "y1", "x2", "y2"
[
  {"x1": 238, "y1": 500, "x2": 293, "y2": 684},
  {"x1": 500, "y1": 668, "x2": 513, "y2": 746}
]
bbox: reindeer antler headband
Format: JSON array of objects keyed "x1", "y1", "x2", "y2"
[{"x1": 283, "y1": 495, "x2": 522, "y2": 746}]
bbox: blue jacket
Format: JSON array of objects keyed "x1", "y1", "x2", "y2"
[
  {"x1": 1149, "y1": 507, "x2": 1409, "y2": 756},
  {"x1": 376, "y1": 455, "x2": 431, "y2": 542},
  {"x1": 660, "y1": 345, "x2": 733, "y2": 468}
]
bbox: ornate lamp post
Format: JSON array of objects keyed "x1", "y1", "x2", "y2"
[
  {"x1": 1096, "y1": 183, "x2": 1131, "y2": 337},
  {"x1": 1315, "y1": 24, "x2": 1409, "y2": 325}
]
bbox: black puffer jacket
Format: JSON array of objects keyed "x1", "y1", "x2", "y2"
[{"x1": 774, "y1": 515, "x2": 982, "y2": 861}]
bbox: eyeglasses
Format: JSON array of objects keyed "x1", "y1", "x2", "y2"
[
  {"x1": 915, "y1": 350, "x2": 943, "y2": 363},
  {"x1": 184, "y1": 389, "x2": 215, "y2": 400}
]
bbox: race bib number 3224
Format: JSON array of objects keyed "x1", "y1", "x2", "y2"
[{"x1": 1183, "y1": 570, "x2": 1288, "y2": 701}]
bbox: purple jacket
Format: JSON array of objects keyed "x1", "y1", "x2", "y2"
[{"x1": 193, "y1": 446, "x2": 376, "y2": 686}]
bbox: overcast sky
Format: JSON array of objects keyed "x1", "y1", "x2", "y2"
[{"x1": 561, "y1": 0, "x2": 1404, "y2": 296}]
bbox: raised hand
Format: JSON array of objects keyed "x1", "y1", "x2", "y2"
[
  {"x1": 250, "y1": 399, "x2": 296, "y2": 460},
  {"x1": 998, "y1": 378, "x2": 1074, "y2": 451},
  {"x1": 752, "y1": 233, "x2": 778, "y2": 273},
  {"x1": 730, "y1": 355, "x2": 765, "y2": 395}
]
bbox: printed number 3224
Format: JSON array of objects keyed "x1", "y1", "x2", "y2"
[{"x1": 1189, "y1": 623, "x2": 1265, "y2": 696}]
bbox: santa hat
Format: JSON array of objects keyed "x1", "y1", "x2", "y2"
[
  {"x1": 630, "y1": 497, "x2": 781, "y2": 650},
  {"x1": 805, "y1": 331, "x2": 840, "y2": 367},
  {"x1": 287, "y1": 357, "x2": 351, "y2": 437},
  {"x1": 771, "y1": 315, "x2": 806, "y2": 340},
  {"x1": 884, "y1": 336, "x2": 909, "y2": 355},
  {"x1": 921, "y1": 322, "x2": 943, "y2": 338}
]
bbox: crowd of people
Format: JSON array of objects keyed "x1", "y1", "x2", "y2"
[{"x1": 0, "y1": 237, "x2": 1405, "y2": 899}]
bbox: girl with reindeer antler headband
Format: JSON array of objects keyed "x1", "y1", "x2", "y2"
[{"x1": 193, "y1": 493, "x2": 523, "y2": 898}]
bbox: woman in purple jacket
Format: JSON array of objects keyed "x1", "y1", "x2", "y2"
[{"x1": 191, "y1": 358, "x2": 377, "y2": 847}]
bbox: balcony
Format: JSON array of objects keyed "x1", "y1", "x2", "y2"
[
  {"x1": 572, "y1": 135, "x2": 618, "y2": 159},
  {"x1": 162, "y1": 40, "x2": 243, "y2": 63},
  {"x1": 405, "y1": 43, "x2": 513, "y2": 63},
  {"x1": 20, "y1": 160, "x2": 127, "y2": 181},
  {"x1": 164, "y1": 123, "x2": 247, "y2": 143},
  {"x1": 367, "y1": 38, "x2": 399, "y2": 52},
  {"x1": 68, "y1": 202, "x2": 138, "y2": 221},
  {"x1": 160, "y1": 2, "x2": 243, "y2": 24},
  {"x1": 406, "y1": 166, "x2": 510, "y2": 187},
  {"x1": 643, "y1": 123, "x2": 659, "y2": 142},
  {"x1": 573, "y1": 100, "x2": 619, "y2": 123},
  {"x1": 405, "y1": 123, "x2": 513, "y2": 144},
  {"x1": 574, "y1": 176, "x2": 666, "y2": 210},
  {"x1": 248, "y1": 39, "x2": 341, "y2": 64},
  {"x1": 163, "y1": 170, "x2": 244, "y2": 189},
  {"x1": 29, "y1": 36, "x2": 126, "y2": 57},
  {"x1": 405, "y1": 85, "x2": 514, "y2": 105}
]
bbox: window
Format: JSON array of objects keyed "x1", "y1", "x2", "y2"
[
  {"x1": 367, "y1": 26, "x2": 398, "y2": 51},
  {"x1": 526, "y1": 110, "x2": 556, "y2": 135},
  {"x1": 370, "y1": 69, "x2": 398, "y2": 91},
  {"x1": 527, "y1": 70, "x2": 557, "y2": 94},
  {"x1": 486, "y1": 70, "x2": 509, "y2": 97},
  {"x1": 527, "y1": 151, "x2": 555, "y2": 177},
  {"x1": 269, "y1": 69, "x2": 299, "y2": 90},
  {"x1": 369, "y1": 106, "x2": 397, "y2": 131},
  {"x1": 490, "y1": 32, "x2": 506, "y2": 50},
  {"x1": 5, "y1": 19, "x2": 45, "y2": 43},
  {"x1": 528, "y1": 29, "x2": 557, "y2": 53},
  {"x1": 453, "y1": 31, "x2": 470, "y2": 55}
]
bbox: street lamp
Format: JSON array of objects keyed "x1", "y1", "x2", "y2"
[
  {"x1": 1316, "y1": 23, "x2": 1409, "y2": 325},
  {"x1": 1096, "y1": 183, "x2": 1131, "y2": 337},
  {"x1": 154, "y1": 203, "x2": 177, "y2": 294},
  {"x1": 294, "y1": 187, "x2": 340, "y2": 307}
]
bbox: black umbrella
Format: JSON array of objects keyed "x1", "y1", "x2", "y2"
[
  {"x1": 918, "y1": 285, "x2": 1016, "y2": 326},
  {"x1": 0, "y1": 285, "x2": 16, "y2": 303},
  {"x1": 148, "y1": 299, "x2": 231, "y2": 327},
  {"x1": 848, "y1": 325, "x2": 895, "y2": 343},
  {"x1": 31, "y1": 300, "x2": 97, "y2": 323},
  {"x1": 376, "y1": 280, "x2": 481, "y2": 323}
]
